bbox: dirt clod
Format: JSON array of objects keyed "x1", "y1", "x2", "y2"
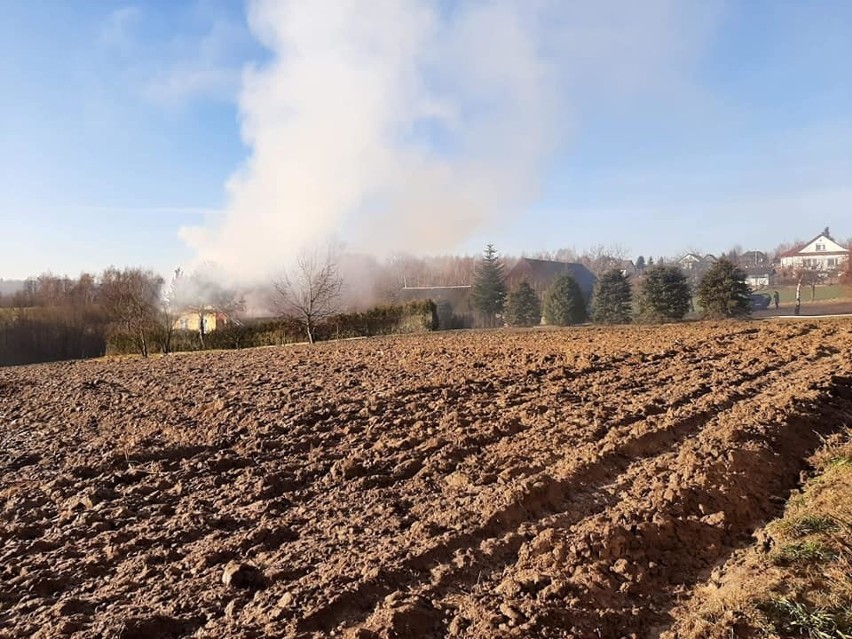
[{"x1": 222, "y1": 562, "x2": 265, "y2": 590}]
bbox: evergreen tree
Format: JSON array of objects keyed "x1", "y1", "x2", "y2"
[
  {"x1": 647, "y1": 257, "x2": 655, "y2": 267},
  {"x1": 635, "y1": 255, "x2": 646, "y2": 271},
  {"x1": 696, "y1": 258, "x2": 751, "y2": 318},
  {"x1": 543, "y1": 274, "x2": 587, "y2": 326},
  {"x1": 638, "y1": 265, "x2": 691, "y2": 322},
  {"x1": 471, "y1": 244, "x2": 507, "y2": 326},
  {"x1": 592, "y1": 269, "x2": 633, "y2": 324},
  {"x1": 505, "y1": 281, "x2": 541, "y2": 327}
]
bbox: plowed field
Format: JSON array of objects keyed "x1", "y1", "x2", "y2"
[{"x1": 2, "y1": 320, "x2": 852, "y2": 638}]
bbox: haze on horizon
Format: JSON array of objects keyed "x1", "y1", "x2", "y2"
[{"x1": 1, "y1": 0, "x2": 851, "y2": 281}]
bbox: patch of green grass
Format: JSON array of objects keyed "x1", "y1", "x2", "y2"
[
  {"x1": 762, "y1": 597, "x2": 852, "y2": 639},
  {"x1": 767, "y1": 285, "x2": 852, "y2": 304},
  {"x1": 779, "y1": 515, "x2": 841, "y2": 538},
  {"x1": 827, "y1": 456, "x2": 852, "y2": 469},
  {"x1": 774, "y1": 541, "x2": 838, "y2": 565}
]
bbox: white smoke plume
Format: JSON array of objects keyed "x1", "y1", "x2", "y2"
[{"x1": 180, "y1": 0, "x2": 719, "y2": 281}]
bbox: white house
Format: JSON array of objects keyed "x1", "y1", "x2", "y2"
[
  {"x1": 743, "y1": 268, "x2": 773, "y2": 289},
  {"x1": 779, "y1": 229, "x2": 849, "y2": 272},
  {"x1": 678, "y1": 253, "x2": 716, "y2": 272}
]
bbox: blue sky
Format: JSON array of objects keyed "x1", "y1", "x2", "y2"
[{"x1": 1, "y1": 1, "x2": 851, "y2": 279}]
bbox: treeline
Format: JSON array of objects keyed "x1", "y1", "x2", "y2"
[
  {"x1": 0, "y1": 274, "x2": 108, "y2": 366},
  {"x1": 0, "y1": 306, "x2": 108, "y2": 366},
  {"x1": 0, "y1": 244, "x2": 801, "y2": 367},
  {"x1": 472, "y1": 246, "x2": 752, "y2": 328},
  {"x1": 0, "y1": 265, "x2": 438, "y2": 366}
]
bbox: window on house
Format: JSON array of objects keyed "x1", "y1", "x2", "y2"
[{"x1": 816, "y1": 243, "x2": 826, "y2": 251}]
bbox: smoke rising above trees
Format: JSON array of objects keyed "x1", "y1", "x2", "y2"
[
  {"x1": 179, "y1": 0, "x2": 564, "y2": 279},
  {"x1": 178, "y1": 0, "x2": 719, "y2": 282}
]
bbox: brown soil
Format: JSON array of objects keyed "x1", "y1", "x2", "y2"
[{"x1": 2, "y1": 320, "x2": 852, "y2": 638}]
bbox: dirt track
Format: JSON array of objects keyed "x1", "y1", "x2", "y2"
[{"x1": 2, "y1": 320, "x2": 852, "y2": 638}]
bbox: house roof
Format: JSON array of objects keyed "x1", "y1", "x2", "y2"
[
  {"x1": 399, "y1": 285, "x2": 472, "y2": 307},
  {"x1": 507, "y1": 258, "x2": 596, "y2": 298},
  {"x1": 739, "y1": 250, "x2": 769, "y2": 265},
  {"x1": 680, "y1": 253, "x2": 702, "y2": 262},
  {"x1": 619, "y1": 259, "x2": 636, "y2": 270},
  {"x1": 780, "y1": 232, "x2": 850, "y2": 257},
  {"x1": 679, "y1": 253, "x2": 716, "y2": 263}
]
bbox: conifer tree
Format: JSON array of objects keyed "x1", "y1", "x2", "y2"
[
  {"x1": 637, "y1": 265, "x2": 691, "y2": 322},
  {"x1": 592, "y1": 269, "x2": 632, "y2": 324},
  {"x1": 471, "y1": 244, "x2": 507, "y2": 327},
  {"x1": 696, "y1": 258, "x2": 751, "y2": 318},
  {"x1": 505, "y1": 281, "x2": 541, "y2": 327},
  {"x1": 543, "y1": 274, "x2": 587, "y2": 326}
]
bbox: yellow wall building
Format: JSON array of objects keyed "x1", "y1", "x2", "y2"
[{"x1": 174, "y1": 310, "x2": 223, "y2": 333}]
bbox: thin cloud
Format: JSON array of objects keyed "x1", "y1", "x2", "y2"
[
  {"x1": 143, "y1": 19, "x2": 249, "y2": 107},
  {"x1": 99, "y1": 5, "x2": 142, "y2": 55},
  {"x1": 54, "y1": 205, "x2": 220, "y2": 216},
  {"x1": 99, "y1": 3, "x2": 252, "y2": 109}
]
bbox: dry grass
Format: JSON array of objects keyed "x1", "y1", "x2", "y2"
[{"x1": 664, "y1": 432, "x2": 852, "y2": 639}]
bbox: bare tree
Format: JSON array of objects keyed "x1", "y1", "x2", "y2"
[
  {"x1": 796, "y1": 267, "x2": 821, "y2": 301},
  {"x1": 842, "y1": 251, "x2": 852, "y2": 285},
  {"x1": 157, "y1": 269, "x2": 185, "y2": 354},
  {"x1": 274, "y1": 248, "x2": 343, "y2": 344},
  {"x1": 99, "y1": 267, "x2": 163, "y2": 357},
  {"x1": 580, "y1": 244, "x2": 630, "y2": 277}
]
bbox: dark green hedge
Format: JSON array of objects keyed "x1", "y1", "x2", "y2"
[
  {"x1": 320, "y1": 300, "x2": 438, "y2": 339},
  {"x1": 105, "y1": 300, "x2": 438, "y2": 355}
]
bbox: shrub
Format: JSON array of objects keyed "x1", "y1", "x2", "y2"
[
  {"x1": 696, "y1": 258, "x2": 752, "y2": 318},
  {"x1": 321, "y1": 300, "x2": 437, "y2": 339},
  {"x1": 435, "y1": 300, "x2": 471, "y2": 330},
  {"x1": 505, "y1": 281, "x2": 542, "y2": 327},
  {"x1": 592, "y1": 269, "x2": 632, "y2": 324},
  {"x1": 106, "y1": 301, "x2": 437, "y2": 355},
  {"x1": 638, "y1": 266, "x2": 691, "y2": 322},
  {"x1": 543, "y1": 275, "x2": 587, "y2": 326}
]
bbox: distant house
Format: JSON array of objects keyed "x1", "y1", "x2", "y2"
[
  {"x1": 679, "y1": 253, "x2": 702, "y2": 270},
  {"x1": 736, "y1": 251, "x2": 774, "y2": 288},
  {"x1": 742, "y1": 267, "x2": 774, "y2": 289},
  {"x1": 779, "y1": 229, "x2": 849, "y2": 273},
  {"x1": 678, "y1": 253, "x2": 717, "y2": 272},
  {"x1": 174, "y1": 308, "x2": 230, "y2": 333},
  {"x1": 505, "y1": 258, "x2": 596, "y2": 300},
  {"x1": 738, "y1": 251, "x2": 770, "y2": 267},
  {"x1": 398, "y1": 260, "x2": 596, "y2": 328},
  {"x1": 618, "y1": 260, "x2": 637, "y2": 277}
]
